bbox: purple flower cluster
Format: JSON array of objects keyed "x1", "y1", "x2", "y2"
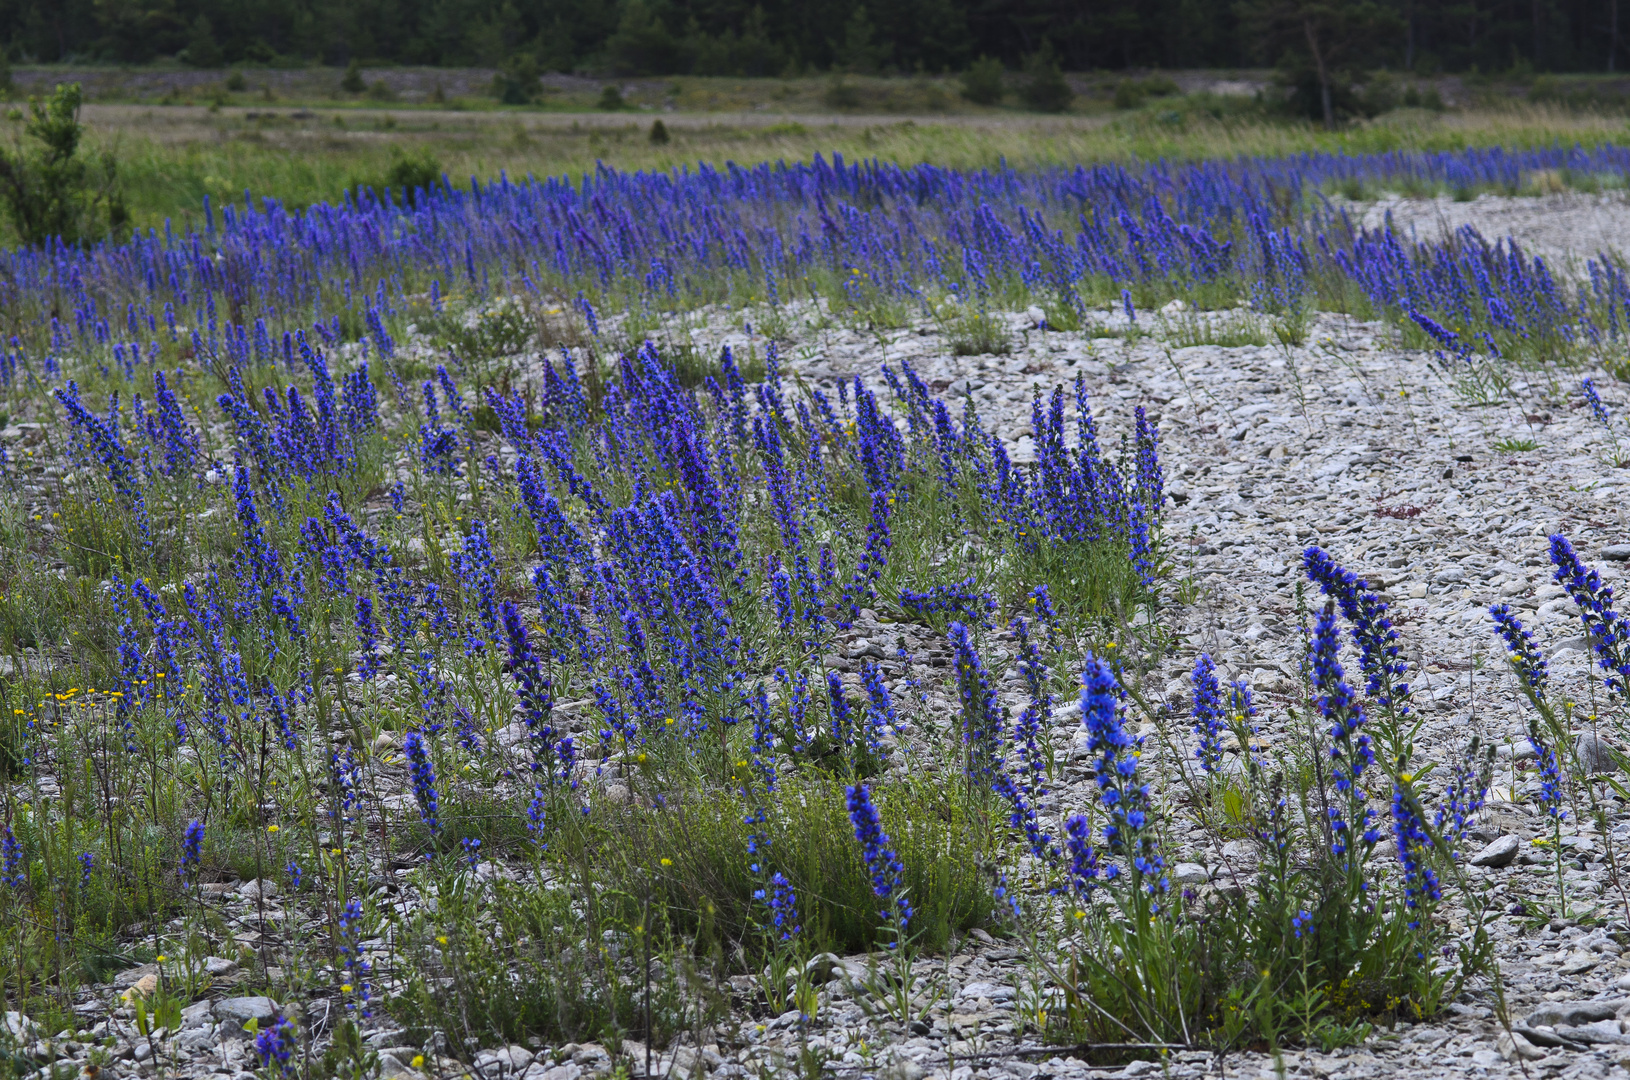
[
  {"x1": 1190, "y1": 653, "x2": 1225, "y2": 773},
  {"x1": 1303, "y1": 547, "x2": 1409, "y2": 712},
  {"x1": 1078, "y1": 654, "x2": 1165, "y2": 898},
  {"x1": 1549, "y1": 534, "x2": 1630, "y2": 700},
  {"x1": 899, "y1": 579, "x2": 996, "y2": 629},
  {"x1": 846, "y1": 783, "x2": 912, "y2": 936}
]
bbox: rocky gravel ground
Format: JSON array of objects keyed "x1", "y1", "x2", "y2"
[
  {"x1": 11, "y1": 298, "x2": 1630, "y2": 1080},
  {"x1": 1353, "y1": 189, "x2": 1630, "y2": 270}
]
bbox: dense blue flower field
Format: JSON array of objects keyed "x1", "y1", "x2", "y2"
[{"x1": 1, "y1": 145, "x2": 1629, "y2": 1071}]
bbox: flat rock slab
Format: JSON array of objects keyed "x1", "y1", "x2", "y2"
[
  {"x1": 214, "y1": 996, "x2": 280, "y2": 1023},
  {"x1": 1469, "y1": 834, "x2": 1520, "y2": 868}
]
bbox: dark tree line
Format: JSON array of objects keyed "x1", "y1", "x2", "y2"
[{"x1": 3, "y1": 0, "x2": 1629, "y2": 79}]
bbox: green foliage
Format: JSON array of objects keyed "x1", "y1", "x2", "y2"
[
  {"x1": 1238, "y1": 0, "x2": 1403, "y2": 127},
  {"x1": 837, "y1": 5, "x2": 888, "y2": 75},
  {"x1": 1019, "y1": 43, "x2": 1071, "y2": 113},
  {"x1": 225, "y1": 70, "x2": 247, "y2": 92},
  {"x1": 824, "y1": 78, "x2": 862, "y2": 110},
  {"x1": 0, "y1": 84, "x2": 128, "y2": 247},
  {"x1": 183, "y1": 15, "x2": 223, "y2": 68},
  {"x1": 960, "y1": 56, "x2": 1004, "y2": 105},
  {"x1": 598, "y1": 85, "x2": 627, "y2": 111},
  {"x1": 340, "y1": 60, "x2": 365, "y2": 94},
  {"x1": 648, "y1": 119, "x2": 670, "y2": 145},
  {"x1": 493, "y1": 54, "x2": 542, "y2": 105},
  {"x1": 355, "y1": 147, "x2": 443, "y2": 207}
]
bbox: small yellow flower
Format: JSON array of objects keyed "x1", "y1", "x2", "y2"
[
  {"x1": 661, "y1": 857, "x2": 673, "y2": 867},
  {"x1": 341, "y1": 983, "x2": 353, "y2": 993},
  {"x1": 437, "y1": 935, "x2": 449, "y2": 945},
  {"x1": 267, "y1": 824, "x2": 279, "y2": 833},
  {"x1": 157, "y1": 955, "x2": 168, "y2": 962},
  {"x1": 412, "y1": 1056, "x2": 425, "y2": 1069}
]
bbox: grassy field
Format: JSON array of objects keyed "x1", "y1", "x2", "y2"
[{"x1": 22, "y1": 99, "x2": 1630, "y2": 241}]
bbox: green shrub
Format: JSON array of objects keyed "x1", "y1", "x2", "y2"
[
  {"x1": 598, "y1": 84, "x2": 626, "y2": 111},
  {"x1": 493, "y1": 54, "x2": 541, "y2": 105},
  {"x1": 340, "y1": 60, "x2": 365, "y2": 94},
  {"x1": 824, "y1": 78, "x2": 862, "y2": 110},
  {"x1": 961, "y1": 56, "x2": 1005, "y2": 105},
  {"x1": 1020, "y1": 43, "x2": 1072, "y2": 112},
  {"x1": 183, "y1": 15, "x2": 222, "y2": 68},
  {"x1": 0, "y1": 83, "x2": 128, "y2": 247}
]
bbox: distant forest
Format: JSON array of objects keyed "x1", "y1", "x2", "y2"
[{"x1": 6, "y1": 0, "x2": 1630, "y2": 78}]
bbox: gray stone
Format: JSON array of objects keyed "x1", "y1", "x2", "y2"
[
  {"x1": 1525, "y1": 999, "x2": 1626, "y2": 1028},
  {"x1": 803, "y1": 953, "x2": 866, "y2": 984},
  {"x1": 378, "y1": 1053, "x2": 427, "y2": 1080},
  {"x1": 237, "y1": 879, "x2": 279, "y2": 900},
  {"x1": 180, "y1": 1000, "x2": 215, "y2": 1029},
  {"x1": 2, "y1": 1012, "x2": 37, "y2": 1041},
  {"x1": 1577, "y1": 733, "x2": 1621, "y2": 774},
  {"x1": 1555, "y1": 636, "x2": 1592, "y2": 655},
  {"x1": 113, "y1": 964, "x2": 158, "y2": 989},
  {"x1": 877, "y1": 1058, "x2": 926, "y2": 1080},
  {"x1": 1172, "y1": 862, "x2": 1210, "y2": 885},
  {"x1": 1469, "y1": 834, "x2": 1520, "y2": 868},
  {"x1": 1499, "y1": 1031, "x2": 1546, "y2": 1062},
  {"x1": 1559, "y1": 1019, "x2": 1630, "y2": 1044},
  {"x1": 1602, "y1": 544, "x2": 1630, "y2": 561},
  {"x1": 213, "y1": 997, "x2": 279, "y2": 1024}
]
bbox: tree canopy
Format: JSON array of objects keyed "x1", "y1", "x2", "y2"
[{"x1": 2, "y1": 0, "x2": 1627, "y2": 78}]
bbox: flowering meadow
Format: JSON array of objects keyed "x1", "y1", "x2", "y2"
[{"x1": 2, "y1": 141, "x2": 1630, "y2": 1077}]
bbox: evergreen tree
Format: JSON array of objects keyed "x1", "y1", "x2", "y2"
[
  {"x1": 183, "y1": 14, "x2": 223, "y2": 68},
  {"x1": 960, "y1": 55, "x2": 1004, "y2": 105},
  {"x1": 1235, "y1": 0, "x2": 1399, "y2": 127},
  {"x1": 1020, "y1": 42, "x2": 1071, "y2": 112}
]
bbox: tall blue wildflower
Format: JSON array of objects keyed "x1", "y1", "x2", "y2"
[
  {"x1": 1191, "y1": 653, "x2": 1225, "y2": 772},
  {"x1": 179, "y1": 819, "x2": 205, "y2": 883},
  {"x1": 403, "y1": 731, "x2": 440, "y2": 835},
  {"x1": 1079, "y1": 654, "x2": 1166, "y2": 899},
  {"x1": 753, "y1": 872, "x2": 800, "y2": 941},
  {"x1": 858, "y1": 661, "x2": 895, "y2": 756},
  {"x1": 1009, "y1": 615, "x2": 1052, "y2": 810},
  {"x1": 1584, "y1": 377, "x2": 1612, "y2": 427},
  {"x1": 948, "y1": 621, "x2": 1002, "y2": 781},
  {"x1": 1390, "y1": 785, "x2": 1441, "y2": 929},
  {"x1": 337, "y1": 897, "x2": 372, "y2": 1018},
  {"x1": 1549, "y1": 534, "x2": 1630, "y2": 699},
  {"x1": 454, "y1": 521, "x2": 500, "y2": 652},
  {"x1": 54, "y1": 381, "x2": 150, "y2": 540},
  {"x1": 1435, "y1": 738, "x2": 1492, "y2": 846},
  {"x1": 1303, "y1": 547, "x2": 1410, "y2": 713},
  {"x1": 846, "y1": 783, "x2": 912, "y2": 936},
  {"x1": 253, "y1": 1014, "x2": 297, "y2": 1077},
  {"x1": 1063, "y1": 815, "x2": 1101, "y2": 896},
  {"x1": 1490, "y1": 603, "x2": 1549, "y2": 700},
  {"x1": 502, "y1": 600, "x2": 574, "y2": 785},
  {"x1": 354, "y1": 595, "x2": 382, "y2": 679},
  {"x1": 825, "y1": 671, "x2": 854, "y2": 748},
  {"x1": 899, "y1": 578, "x2": 996, "y2": 629},
  {"x1": 1, "y1": 824, "x2": 22, "y2": 889},
  {"x1": 1309, "y1": 604, "x2": 1378, "y2": 860}
]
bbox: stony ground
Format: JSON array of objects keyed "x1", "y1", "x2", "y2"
[
  {"x1": 1354, "y1": 189, "x2": 1630, "y2": 270},
  {"x1": 14, "y1": 295, "x2": 1630, "y2": 1080}
]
